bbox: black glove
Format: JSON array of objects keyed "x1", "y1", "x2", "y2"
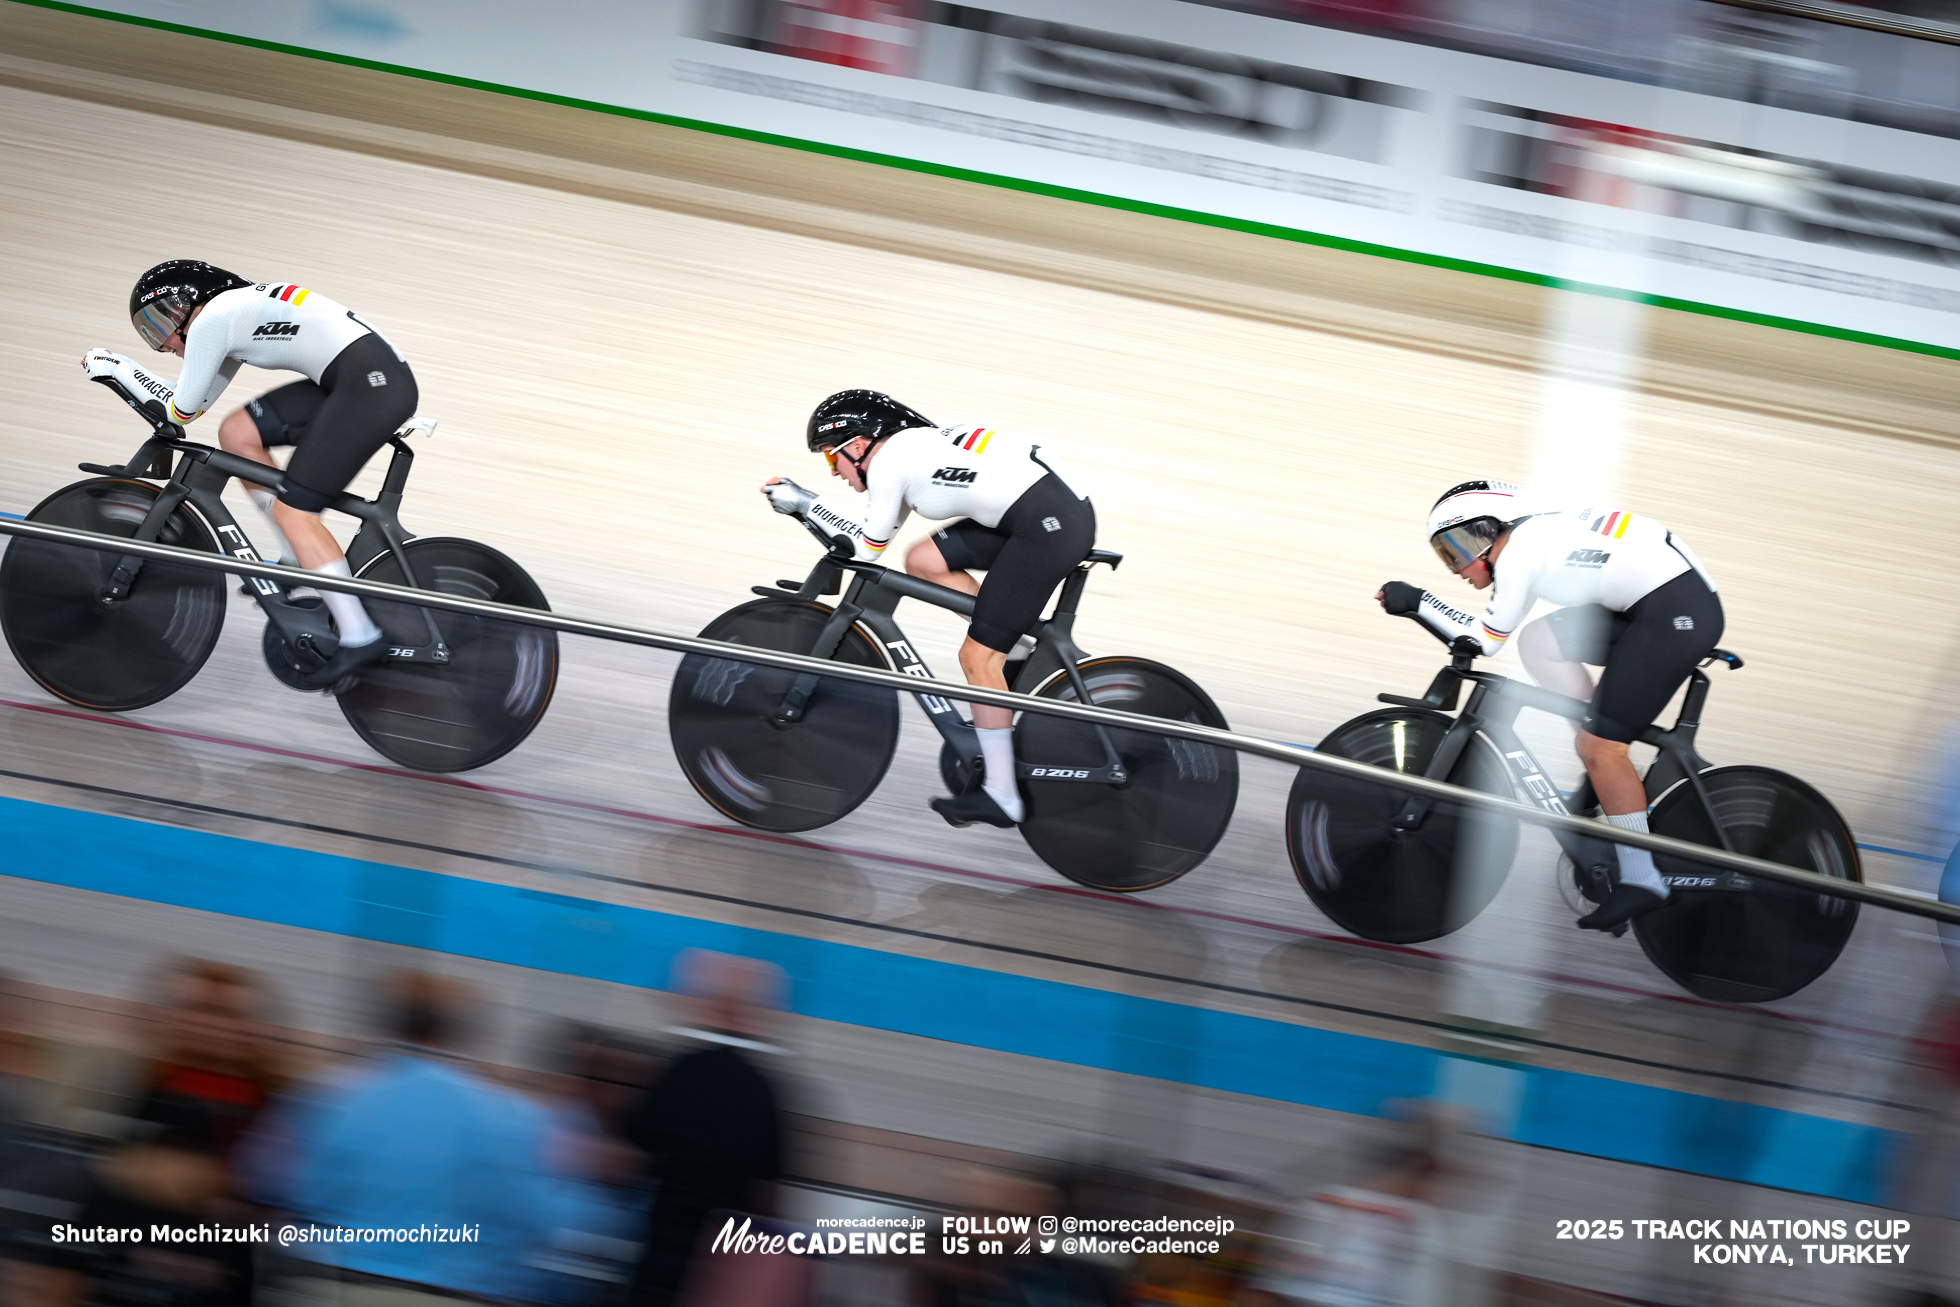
[{"x1": 1379, "y1": 581, "x2": 1426, "y2": 616}]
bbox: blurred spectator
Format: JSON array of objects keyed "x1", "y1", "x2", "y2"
[
  {"x1": 0, "y1": 971, "x2": 31, "y2": 1184},
  {"x1": 625, "y1": 951, "x2": 789, "y2": 1307},
  {"x1": 1246, "y1": 1133, "x2": 1445, "y2": 1306},
  {"x1": 919, "y1": 1166, "x2": 1121, "y2": 1307},
  {"x1": 136, "y1": 957, "x2": 282, "y2": 1167},
  {"x1": 526, "y1": 1024, "x2": 664, "y2": 1304},
  {"x1": 241, "y1": 970, "x2": 558, "y2": 1303},
  {"x1": 0, "y1": 1094, "x2": 253, "y2": 1307}
]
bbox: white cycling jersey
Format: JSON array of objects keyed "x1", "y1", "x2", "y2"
[
  {"x1": 1415, "y1": 507, "x2": 1715, "y2": 655},
  {"x1": 807, "y1": 421, "x2": 1087, "y2": 562},
  {"x1": 160, "y1": 282, "x2": 398, "y2": 425}
]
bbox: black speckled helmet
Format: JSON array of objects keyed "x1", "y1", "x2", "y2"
[
  {"x1": 806, "y1": 390, "x2": 933, "y2": 454},
  {"x1": 129, "y1": 260, "x2": 249, "y2": 351}
]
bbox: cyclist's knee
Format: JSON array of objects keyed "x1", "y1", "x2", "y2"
[
  {"x1": 905, "y1": 536, "x2": 949, "y2": 580},
  {"x1": 1575, "y1": 730, "x2": 1630, "y2": 770},
  {"x1": 1518, "y1": 617, "x2": 1563, "y2": 673},
  {"x1": 218, "y1": 407, "x2": 263, "y2": 456},
  {"x1": 958, "y1": 637, "x2": 1008, "y2": 686}
]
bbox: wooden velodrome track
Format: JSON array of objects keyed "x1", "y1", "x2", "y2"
[
  {"x1": 6, "y1": 14, "x2": 1960, "y2": 1295},
  {"x1": 5, "y1": 4, "x2": 1958, "y2": 858}
]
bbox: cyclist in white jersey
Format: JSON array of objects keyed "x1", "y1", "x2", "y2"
[
  {"x1": 762, "y1": 391, "x2": 1095, "y2": 829},
  {"x1": 81, "y1": 260, "x2": 418, "y2": 689},
  {"x1": 1377, "y1": 481, "x2": 1724, "y2": 931}
]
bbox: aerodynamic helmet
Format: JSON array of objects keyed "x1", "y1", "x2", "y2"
[
  {"x1": 806, "y1": 390, "x2": 933, "y2": 454},
  {"x1": 129, "y1": 260, "x2": 250, "y2": 351},
  {"x1": 1426, "y1": 480, "x2": 1524, "y2": 572}
]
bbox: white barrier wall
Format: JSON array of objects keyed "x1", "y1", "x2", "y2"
[{"x1": 58, "y1": 0, "x2": 1960, "y2": 355}]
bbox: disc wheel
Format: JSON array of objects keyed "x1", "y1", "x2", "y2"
[
  {"x1": 332, "y1": 538, "x2": 558, "y2": 772},
  {"x1": 668, "y1": 599, "x2": 899, "y2": 832},
  {"x1": 1014, "y1": 656, "x2": 1239, "y2": 892},
  {"x1": 0, "y1": 478, "x2": 225, "y2": 711},
  {"x1": 1635, "y1": 766, "x2": 1860, "y2": 1003},
  {"x1": 1286, "y1": 709, "x2": 1518, "y2": 943}
]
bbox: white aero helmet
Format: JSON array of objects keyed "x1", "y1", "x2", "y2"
[{"x1": 1427, "y1": 480, "x2": 1524, "y2": 572}]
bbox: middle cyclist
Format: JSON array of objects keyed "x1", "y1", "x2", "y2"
[
  {"x1": 1377, "y1": 480, "x2": 1724, "y2": 933},
  {"x1": 762, "y1": 391, "x2": 1095, "y2": 831}
]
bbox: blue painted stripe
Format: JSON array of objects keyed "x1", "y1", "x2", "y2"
[
  {"x1": 1859, "y1": 842, "x2": 1947, "y2": 864},
  {"x1": 0, "y1": 794, "x2": 1895, "y2": 1202}
]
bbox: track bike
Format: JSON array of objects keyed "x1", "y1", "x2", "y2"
[
  {"x1": 667, "y1": 510, "x2": 1239, "y2": 891},
  {"x1": 0, "y1": 374, "x2": 556, "y2": 772},
  {"x1": 1285, "y1": 623, "x2": 1860, "y2": 1003}
]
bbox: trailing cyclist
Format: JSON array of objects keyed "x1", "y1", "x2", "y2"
[
  {"x1": 1377, "y1": 481, "x2": 1723, "y2": 932},
  {"x1": 761, "y1": 391, "x2": 1095, "y2": 830},
  {"x1": 81, "y1": 260, "x2": 417, "y2": 689}
]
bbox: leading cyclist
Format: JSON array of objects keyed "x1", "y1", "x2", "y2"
[
  {"x1": 80, "y1": 260, "x2": 418, "y2": 690},
  {"x1": 761, "y1": 391, "x2": 1095, "y2": 830},
  {"x1": 1378, "y1": 481, "x2": 1723, "y2": 932}
]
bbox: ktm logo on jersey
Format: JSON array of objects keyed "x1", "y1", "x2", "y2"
[
  {"x1": 932, "y1": 467, "x2": 978, "y2": 484},
  {"x1": 253, "y1": 321, "x2": 300, "y2": 337},
  {"x1": 1566, "y1": 548, "x2": 1610, "y2": 566}
]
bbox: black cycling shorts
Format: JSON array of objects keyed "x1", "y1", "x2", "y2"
[
  {"x1": 245, "y1": 334, "x2": 418, "y2": 513},
  {"x1": 931, "y1": 474, "x2": 1096, "y2": 653},
  {"x1": 1542, "y1": 568, "x2": 1724, "y2": 744}
]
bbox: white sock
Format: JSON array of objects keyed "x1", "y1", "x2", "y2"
[
  {"x1": 247, "y1": 488, "x2": 296, "y2": 565},
  {"x1": 312, "y1": 558, "x2": 382, "y2": 647},
  {"x1": 976, "y1": 726, "x2": 1025, "y2": 823},
  {"x1": 1605, "y1": 810, "x2": 1668, "y2": 897}
]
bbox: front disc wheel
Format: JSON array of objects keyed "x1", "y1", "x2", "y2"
[{"x1": 0, "y1": 478, "x2": 225, "y2": 711}]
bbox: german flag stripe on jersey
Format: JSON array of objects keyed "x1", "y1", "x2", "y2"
[
  {"x1": 958, "y1": 427, "x2": 993, "y2": 453},
  {"x1": 864, "y1": 535, "x2": 890, "y2": 554},
  {"x1": 267, "y1": 284, "x2": 311, "y2": 305},
  {"x1": 1482, "y1": 622, "x2": 1510, "y2": 644},
  {"x1": 1593, "y1": 510, "x2": 1631, "y2": 538}
]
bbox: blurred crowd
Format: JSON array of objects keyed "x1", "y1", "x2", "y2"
[
  {"x1": 0, "y1": 952, "x2": 783, "y2": 1307},
  {"x1": 0, "y1": 948, "x2": 1470, "y2": 1307},
  {"x1": 6, "y1": 948, "x2": 1960, "y2": 1306}
]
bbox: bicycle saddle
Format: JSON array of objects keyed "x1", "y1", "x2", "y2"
[
  {"x1": 1704, "y1": 648, "x2": 1744, "y2": 670},
  {"x1": 1087, "y1": 549, "x2": 1123, "y2": 569}
]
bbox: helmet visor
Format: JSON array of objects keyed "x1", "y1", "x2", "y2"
[
  {"x1": 1430, "y1": 520, "x2": 1502, "y2": 572},
  {"x1": 133, "y1": 293, "x2": 192, "y2": 351}
]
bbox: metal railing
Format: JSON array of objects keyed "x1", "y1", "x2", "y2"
[
  {"x1": 3, "y1": 514, "x2": 1954, "y2": 927},
  {"x1": 1707, "y1": 0, "x2": 1960, "y2": 47}
]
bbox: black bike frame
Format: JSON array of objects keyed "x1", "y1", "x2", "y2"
[
  {"x1": 750, "y1": 519, "x2": 1129, "y2": 785},
  {"x1": 84, "y1": 376, "x2": 447, "y2": 663},
  {"x1": 1379, "y1": 635, "x2": 1751, "y2": 889}
]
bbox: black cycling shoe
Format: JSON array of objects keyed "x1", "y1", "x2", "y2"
[
  {"x1": 1577, "y1": 884, "x2": 1668, "y2": 934},
  {"x1": 930, "y1": 788, "x2": 1018, "y2": 829},
  {"x1": 293, "y1": 636, "x2": 389, "y2": 693}
]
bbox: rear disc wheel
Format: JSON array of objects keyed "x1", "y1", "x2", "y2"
[
  {"x1": 1635, "y1": 765, "x2": 1860, "y2": 1003},
  {"x1": 335, "y1": 538, "x2": 558, "y2": 772},
  {"x1": 0, "y1": 478, "x2": 225, "y2": 710},
  {"x1": 1014, "y1": 656, "x2": 1239, "y2": 892},
  {"x1": 1286, "y1": 709, "x2": 1518, "y2": 943},
  {"x1": 668, "y1": 599, "x2": 899, "y2": 832}
]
